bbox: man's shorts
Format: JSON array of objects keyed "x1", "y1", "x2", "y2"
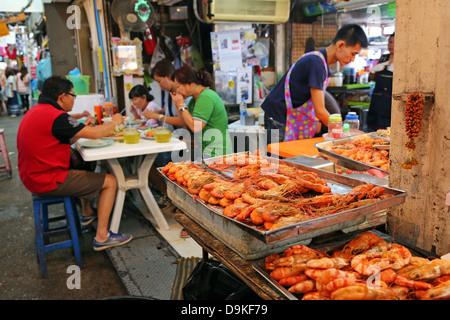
[{"x1": 36, "y1": 170, "x2": 106, "y2": 201}]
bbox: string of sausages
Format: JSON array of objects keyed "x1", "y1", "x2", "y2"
[{"x1": 402, "y1": 93, "x2": 424, "y2": 169}]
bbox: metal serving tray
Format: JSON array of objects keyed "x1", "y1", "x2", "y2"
[
  {"x1": 314, "y1": 134, "x2": 390, "y2": 174},
  {"x1": 252, "y1": 230, "x2": 437, "y2": 300},
  {"x1": 159, "y1": 154, "x2": 406, "y2": 260}
]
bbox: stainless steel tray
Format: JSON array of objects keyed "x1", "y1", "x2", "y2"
[
  {"x1": 252, "y1": 230, "x2": 436, "y2": 300},
  {"x1": 160, "y1": 155, "x2": 406, "y2": 245},
  {"x1": 314, "y1": 134, "x2": 390, "y2": 174}
]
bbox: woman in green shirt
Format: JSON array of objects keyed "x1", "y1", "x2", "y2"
[{"x1": 170, "y1": 66, "x2": 232, "y2": 158}]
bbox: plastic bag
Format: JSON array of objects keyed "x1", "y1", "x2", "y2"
[
  {"x1": 68, "y1": 67, "x2": 82, "y2": 76},
  {"x1": 182, "y1": 259, "x2": 261, "y2": 300},
  {"x1": 36, "y1": 57, "x2": 52, "y2": 91}
]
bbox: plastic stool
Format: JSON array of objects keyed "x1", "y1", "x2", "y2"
[
  {"x1": 32, "y1": 195, "x2": 83, "y2": 277},
  {"x1": 0, "y1": 129, "x2": 12, "y2": 179}
]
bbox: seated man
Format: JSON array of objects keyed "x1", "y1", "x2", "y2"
[{"x1": 17, "y1": 76, "x2": 132, "y2": 251}]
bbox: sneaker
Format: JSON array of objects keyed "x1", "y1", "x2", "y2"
[
  {"x1": 93, "y1": 232, "x2": 133, "y2": 251},
  {"x1": 80, "y1": 214, "x2": 97, "y2": 226},
  {"x1": 157, "y1": 195, "x2": 174, "y2": 211}
]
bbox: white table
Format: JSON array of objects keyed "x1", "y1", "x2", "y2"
[{"x1": 76, "y1": 137, "x2": 187, "y2": 233}]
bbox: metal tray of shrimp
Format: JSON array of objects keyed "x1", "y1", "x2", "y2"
[
  {"x1": 314, "y1": 133, "x2": 390, "y2": 174},
  {"x1": 159, "y1": 154, "x2": 406, "y2": 260},
  {"x1": 251, "y1": 230, "x2": 435, "y2": 300}
]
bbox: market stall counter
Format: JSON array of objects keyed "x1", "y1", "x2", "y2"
[{"x1": 267, "y1": 137, "x2": 324, "y2": 158}]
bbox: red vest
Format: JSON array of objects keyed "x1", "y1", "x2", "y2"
[{"x1": 17, "y1": 103, "x2": 70, "y2": 193}]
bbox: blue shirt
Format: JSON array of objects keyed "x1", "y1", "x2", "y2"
[{"x1": 261, "y1": 49, "x2": 329, "y2": 124}]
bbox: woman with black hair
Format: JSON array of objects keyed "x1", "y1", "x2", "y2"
[
  {"x1": 128, "y1": 84, "x2": 162, "y2": 127},
  {"x1": 4, "y1": 68, "x2": 19, "y2": 117},
  {"x1": 147, "y1": 59, "x2": 190, "y2": 130},
  {"x1": 17, "y1": 66, "x2": 30, "y2": 113},
  {"x1": 170, "y1": 65, "x2": 232, "y2": 158}
]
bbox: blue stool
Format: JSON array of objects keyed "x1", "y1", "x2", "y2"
[{"x1": 32, "y1": 195, "x2": 83, "y2": 277}]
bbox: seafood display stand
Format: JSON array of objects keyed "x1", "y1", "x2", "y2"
[
  {"x1": 314, "y1": 133, "x2": 390, "y2": 174},
  {"x1": 251, "y1": 229, "x2": 439, "y2": 300},
  {"x1": 173, "y1": 210, "x2": 287, "y2": 300},
  {"x1": 163, "y1": 156, "x2": 406, "y2": 261}
]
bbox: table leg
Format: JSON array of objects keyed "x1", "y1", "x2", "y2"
[
  {"x1": 106, "y1": 158, "x2": 127, "y2": 233},
  {"x1": 106, "y1": 155, "x2": 170, "y2": 233},
  {"x1": 138, "y1": 154, "x2": 170, "y2": 231}
]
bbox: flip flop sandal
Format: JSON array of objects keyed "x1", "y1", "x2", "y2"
[{"x1": 180, "y1": 228, "x2": 190, "y2": 238}]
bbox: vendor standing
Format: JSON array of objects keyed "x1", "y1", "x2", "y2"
[
  {"x1": 367, "y1": 32, "x2": 395, "y2": 131},
  {"x1": 261, "y1": 24, "x2": 368, "y2": 144}
]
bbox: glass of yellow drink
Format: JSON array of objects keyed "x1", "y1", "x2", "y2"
[
  {"x1": 123, "y1": 127, "x2": 140, "y2": 144},
  {"x1": 154, "y1": 126, "x2": 172, "y2": 143}
]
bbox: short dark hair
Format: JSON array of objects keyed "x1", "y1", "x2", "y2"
[
  {"x1": 151, "y1": 59, "x2": 175, "y2": 78},
  {"x1": 333, "y1": 24, "x2": 368, "y2": 48},
  {"x1": 5, "y1": 68, "x2": 15, "y2": 78},
  {"x1": 128, "y1": 84, "x2": 154, "y2": 102},
  {"x1": 42, "y1": 76, "x2": 73, "y2": 102}
]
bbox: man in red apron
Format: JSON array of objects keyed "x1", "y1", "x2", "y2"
[{"x1": 262, "y1": 24, "x2": 368, "y2": 144}]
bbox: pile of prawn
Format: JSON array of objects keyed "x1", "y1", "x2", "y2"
[
  {"x1": 161, "y1": 152, "x2": 391, "y2": 231},
  {"x1": 263, "y1": 231, "x2": 450, "y2": 300},
  {"x1": 323, "y1": 135, "x2": 390, "y2": 171}
]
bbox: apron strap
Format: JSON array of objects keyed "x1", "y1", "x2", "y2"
[
  {"x1": 283, "y1": 51, "x2": 329, "y2": 141},
  {"x1": 284, "y1": 51, "x2": 328, "y2": 110}
]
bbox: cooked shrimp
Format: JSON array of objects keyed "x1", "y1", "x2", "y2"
[
  {"x1": 306, "y1": 257, "x2": 349, "y2": 269},
  {"x1": 324, "y1": 277, "x2": 358, "y2": 296},
  {"x1": 420, "y1": 280, "x2": 450, "y2": 300},
  {"x1": 330, "y1": 285, "x2": 399, "y2": 300},
  {"x1": 341, "y1": 231, "x2": 384, "y2": 255},
  {"x1": 288, "y1": 280, "x2": 316, "y2": 294},
  {"x1": 278, "y1": 274, "x2": 309, "y2": 287},
  {"x1": 409, "y1": 259, "x2": 450, "y2": 281},
  {"x1": 269, "y1": 264, "x2": 308, "y2": 281},
  {"x1": 351, "y1": 253, "x2": 393, "y2": 276},
  {"x1": 272, "y1": 253, "x2": 323, "y2": 268},
  {"x1": 301, "y1": 292, "x2": 330, "y2": 300},
  {"x1": 394, "y1": 275, "x2": 433, "y2": 290}
]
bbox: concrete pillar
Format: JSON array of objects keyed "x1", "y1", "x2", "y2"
[
  {"x1": 387, "y1": 0, "x2": 450, "y2": 256},
  {"x1": 44, "y1": 3, "x2": 78, "y2": 77}
]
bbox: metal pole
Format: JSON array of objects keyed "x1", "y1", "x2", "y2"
[{"x1": 93, "y1": 0, "x2": 110, "y2": 102}]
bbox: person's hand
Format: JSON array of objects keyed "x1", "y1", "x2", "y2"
[
  {"x1": 143, "y1": 110, "x2": 159, "y2": 119},
  {"x1": 81, "y1": 110, "x2": 91, "y2": 118},
  {"x1": 170, "y1": 91, "x2": 186, "y2": 111},
  {"x1": 84, "y1": 116, "x2": 96, "y2": 127},
  {"x1": 111, "y1": 113, "x2": 124, "y2": 126}
]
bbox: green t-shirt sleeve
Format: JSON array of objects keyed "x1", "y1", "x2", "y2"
[{"x1": 190, "y1": 95, "x2": 214, "y2": 123}]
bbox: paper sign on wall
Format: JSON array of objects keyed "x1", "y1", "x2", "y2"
[{"x1": 236, "y1": 67, "x2": 252, "y2": 104}]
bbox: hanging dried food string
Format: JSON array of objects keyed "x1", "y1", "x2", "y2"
[{"x1": 402, "y1": 93, "x2": 424, "y2": 169}]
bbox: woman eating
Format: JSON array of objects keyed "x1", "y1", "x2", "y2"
[{"x1": 170, "y1": 66, "x2": 232, "y2": 159}]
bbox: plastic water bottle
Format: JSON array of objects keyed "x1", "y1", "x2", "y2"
[
  {"x1": 239, "y1": 97, "x2": 247, "y2": 125},
  {"x1": 344, "y1": 112, "x2": 360, "y2": 133},
  {"x1": 343, "y1": 123, "x2": 350, "y2": 137},
  {"x1": 328, "y1": 113, "x2": 343, "y2": 138}
]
